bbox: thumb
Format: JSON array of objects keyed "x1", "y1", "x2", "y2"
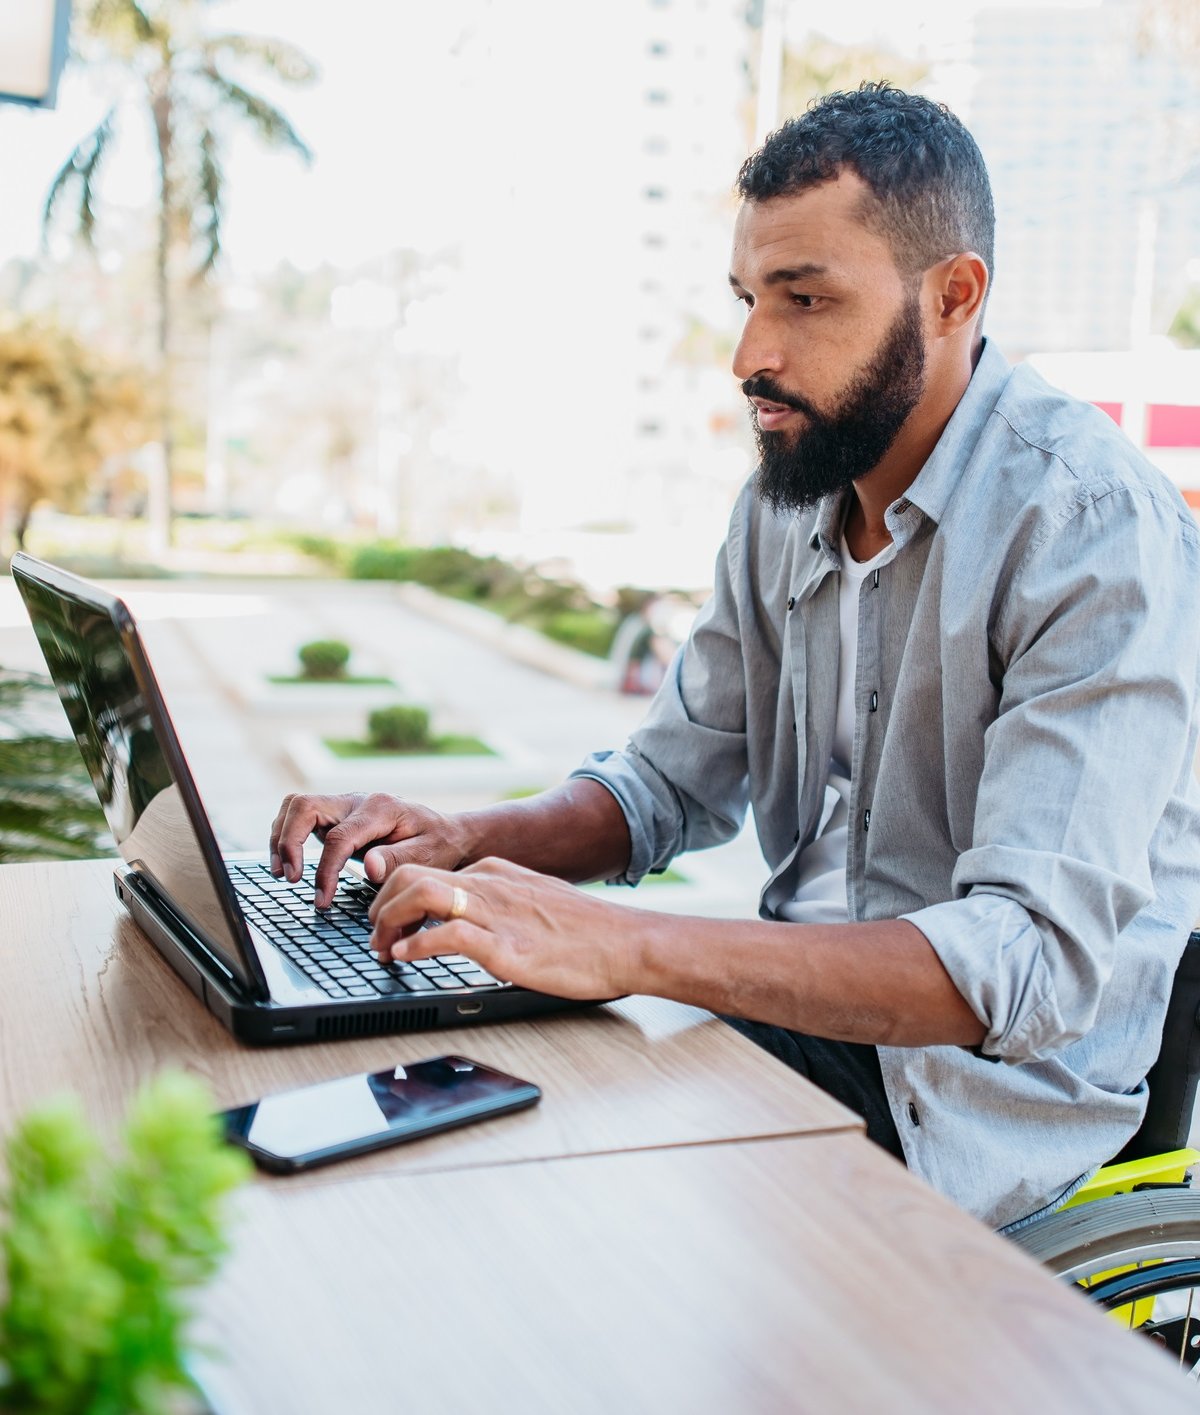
[{"x1": 363, "y1": 845, "x2": 406, "y2": 882}]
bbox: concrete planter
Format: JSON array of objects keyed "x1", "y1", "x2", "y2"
[{"x1": 282, "y1": 730, "x2": 544, "y2": 797}]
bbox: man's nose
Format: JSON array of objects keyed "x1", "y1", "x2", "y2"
[{"x1": 731, "y1": 310, "x2": 784, "y2": 384}]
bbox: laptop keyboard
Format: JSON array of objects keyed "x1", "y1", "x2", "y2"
[{"x1": 229, "y1": 861, "x2": 508, "y2": 1001}]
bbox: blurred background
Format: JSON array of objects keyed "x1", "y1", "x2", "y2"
[
  {"x1": 3, "y1": 0, "x2": 1197, "y2": 581},
  {"x1": 0, "y1": 0, "x2": 1197, "y2": 904}
]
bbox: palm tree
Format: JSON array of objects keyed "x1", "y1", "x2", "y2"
[{"x1": 42, "y1": 0, "x2": 316, "y2": 546}]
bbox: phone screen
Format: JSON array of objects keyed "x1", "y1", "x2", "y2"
[{"x1": 222, "y1": 1055, "x2": 540, "y2": 1171}]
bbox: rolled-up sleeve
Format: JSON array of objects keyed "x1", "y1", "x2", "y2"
[
  {"x1": 570, "y1": 505, "x2": 753, "y2": 886},
  {"x1": 905, "y1": 486, "x2": 1200, "y2": 1063}
]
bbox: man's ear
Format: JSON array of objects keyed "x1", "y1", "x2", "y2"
[{"x1": 927, "y1": 252, "x2": 988, "y2": 337}]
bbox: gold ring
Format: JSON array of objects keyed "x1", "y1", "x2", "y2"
[{"x1": 449, "y1": 884, "x2": 470, "y2": 921}]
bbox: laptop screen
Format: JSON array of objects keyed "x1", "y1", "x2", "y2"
[{"x1": 13, "y1": 561, "x2": 261, "y2": 994}]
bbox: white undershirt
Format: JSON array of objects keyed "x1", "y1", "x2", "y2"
[{"x1": 778, "y1": 533, "x2": 895, "y2": 925}]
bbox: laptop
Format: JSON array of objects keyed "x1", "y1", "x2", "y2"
[{"x1": 11, "y1": 553, "x2": 595, "y2": 1044}]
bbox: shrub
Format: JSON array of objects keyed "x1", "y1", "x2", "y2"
[
  {"x1": 297, "y1": 640, "x2": 351, "y2": 680},
  {"x1": 346, "y1": 542, "x2": 418, "y2": 580},
  {"x1": 541, "y1": 609, "x2": 619, "y2": 659},
  {"x1": 367, "y1": 704, "x2": 432, "y2": 752}
]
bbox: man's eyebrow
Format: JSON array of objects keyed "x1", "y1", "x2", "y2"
[{"x1": 728, "y1": 263, "x2": 830, "y2": 289}]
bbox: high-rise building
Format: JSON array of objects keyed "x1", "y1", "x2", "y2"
[
  {"x1": 450, "y1": 0, "x2": 752, "y2": 576},
  {"x1": 965, "y1": 0, "x2": 1200, "y2": 356}
]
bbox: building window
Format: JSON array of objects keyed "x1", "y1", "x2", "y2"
[
  {"x1": 646, "y1": 89, "x2": 669, "y2": 104},
  {"x1": 643, "y1": 186, "x2": 666, "y2": 200}
]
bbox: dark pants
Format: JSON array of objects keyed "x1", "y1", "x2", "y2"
[{"x1": 721, "y1": 1016, "x2": 906, "y2": 1161}]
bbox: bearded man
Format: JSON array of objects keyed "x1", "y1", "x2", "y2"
[{"x1": 271, "y1": 84, "x2": 1200, "y2": 1230}]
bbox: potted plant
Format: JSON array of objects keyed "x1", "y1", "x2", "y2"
[{"x1": 0, "y1": 1072, "x2": 249, "y2": 1414}]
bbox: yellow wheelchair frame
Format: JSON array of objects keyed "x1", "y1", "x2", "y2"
[{"x1": 1008, "y1": 931, "x2": 1200, "y2": 1368}]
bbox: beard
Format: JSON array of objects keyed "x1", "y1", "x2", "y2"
[{"x1": 747, "y1": 291, "x2": 927, "y2": 516}]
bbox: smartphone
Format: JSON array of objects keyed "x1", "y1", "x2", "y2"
[{"x1": 221, "y1": 1055, "x2": 541, "y2": 1173}]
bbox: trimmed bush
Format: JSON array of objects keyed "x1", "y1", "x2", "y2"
[
  {"x1": 367, "y1": 704, "x2": 432, "y2": 752},
  {"x1": 297, "y1": 640, "x2": 351, "y2": 680},
  {"x1": 347, "y1": 542, "x2": 417, "y2": 580},
  {"x1": 541, "y1": 609, "x2": 619, "y2": 659}
]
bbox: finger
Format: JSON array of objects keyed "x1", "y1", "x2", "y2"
[
  {"x1": 312, "y1": 802, "x2": 406, "y2": 908},
  {"x1": 360, "y1": 837, "x2": 440, "y2": 885},
  {"x1": 268, "y1": 794, "x2": 296, "y2": 875},
  {"x1": 368, "y1": 868, "x2": 468, "y2": 951},
  {"x1": 391, "y1": 919, "x2": 509, "y2": 979},
  {"x1": 273, "y1": 794, "x2": 347, "y2": 882}
]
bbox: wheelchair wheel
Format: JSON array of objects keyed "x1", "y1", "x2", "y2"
[{"x1": 1008, "y1": 1189, "x2": 1200, "y2": 1377}]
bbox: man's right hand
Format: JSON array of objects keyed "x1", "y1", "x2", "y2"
[{"x1": 269, "y1": 792, "x2": 468, "y2": 910}]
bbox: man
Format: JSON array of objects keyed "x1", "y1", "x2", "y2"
[{"x1": 271, "y1": 84, "x2": 1200, "y2": 1230}]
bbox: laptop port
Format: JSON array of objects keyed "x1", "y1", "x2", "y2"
[{"x1": 456, "y1": 1001, "x2": 484, "y2": 1015}]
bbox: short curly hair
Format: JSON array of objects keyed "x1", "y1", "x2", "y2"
[{"x1": 737, "y1": 82, "x2": 994, "y2": 286}]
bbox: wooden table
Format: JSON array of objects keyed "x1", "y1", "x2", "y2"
[
  {"x1": 195, "y1": 1133, "x2": 1195, "y2": 1415},
  {"x1": 1, "y1": 859, "x2": 1194, "y2": 1411},
  {"x1": 0, "y1": 860, "x2": 858, "y2": 1180}
]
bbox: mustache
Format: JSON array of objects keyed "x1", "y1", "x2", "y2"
[{"x1": 741, "y1": 376, "x2": 820, "y2": 421}]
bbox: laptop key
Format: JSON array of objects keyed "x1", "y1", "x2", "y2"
[{"x1": 371, "y1": 977, "x2": 411, "y2": 995}]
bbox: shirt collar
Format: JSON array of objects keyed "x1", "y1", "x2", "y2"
[{"x1": 808, "y1": 338, "x2": 1013, "y2": 559}]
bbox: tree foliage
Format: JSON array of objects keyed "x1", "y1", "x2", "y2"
[
  {"x1": 0, "y1": 321, "x2": 150, "y2": 551},
  {"x1": 42, "y1": 0, "x2": 317, "y2": 539},
  {"x1": 780, "y1": 34, "x2": 928, "y2": 121},
  {"x1": 0, "y1": 669, "x2": 114, "y2": 863}
]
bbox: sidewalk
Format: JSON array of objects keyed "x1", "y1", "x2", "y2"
[{"x1": 0, "y1": 576, "x2": 766, "y2": 919}]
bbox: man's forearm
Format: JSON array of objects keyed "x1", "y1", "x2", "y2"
[
  {"x1": 630, "y1": 912, "x2": 986, "y2": 1047},
  {"x1": 453, "y1": 778, "x2": 632, "y2": 884}
]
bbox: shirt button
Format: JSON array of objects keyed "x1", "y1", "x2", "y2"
[
  {"x1": 863, "y1": 808, "x2": 871, "y2": 831},
  {"x1": 907, "y1": 1103, "x2": 920, "y2": 1126},
  {"x1": 869, "y1": 691, "x2": 878, "y2": 712},
  {"x1": 786, "y1": 596, "x2": 796, "y2": 611}
]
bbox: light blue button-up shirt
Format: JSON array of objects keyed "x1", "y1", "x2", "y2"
[{"x1": 573, "y1": 340, "x2": 1200, "y2": 1229}]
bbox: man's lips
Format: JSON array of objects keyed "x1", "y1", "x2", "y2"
[{"x1": 750, "y1": 396, "x2": 802, "y2": 432}]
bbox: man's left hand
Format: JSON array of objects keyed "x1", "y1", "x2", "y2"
[{"x1": 367, "y1": 857, "x2": 645, "y2": 1000}]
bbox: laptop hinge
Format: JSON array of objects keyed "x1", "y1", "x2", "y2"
[{"x1": 120, "y1": 868, "x2": 264, "y2": 1003}]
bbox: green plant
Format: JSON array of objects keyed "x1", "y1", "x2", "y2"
[
  {"x1": 0, "y1": 670, "x2": 114, "y2": 863},
  {"x1": 541, "y1": 609, "x2": 620, "y2": 659},
  {"x1": 367, "y1": 704, "x2": 432, "y2": 752},
  {"x1": 346, "y1": 541, "x2": 417, "y2": 580},
  {"x1": 296, "y1": 639, "x2": 351, "y2": 680},
  {"x1": 0, "y1": 1071, "x2": 249, "y2": 1414}
]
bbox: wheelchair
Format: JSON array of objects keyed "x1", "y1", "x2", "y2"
[{"x1": 1007, "y1": 930, "x2": 1200, "y2": 1377}]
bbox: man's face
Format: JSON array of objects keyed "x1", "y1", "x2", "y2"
[{"x1": 728, "y1": 176, "x2": 929, "y2": 514}]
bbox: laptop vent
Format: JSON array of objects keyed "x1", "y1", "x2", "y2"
[{"x1": 316, "y1": 1007, "x2": 438, "y2": 1040}]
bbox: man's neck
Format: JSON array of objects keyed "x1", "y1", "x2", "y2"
[{"x1": 844, "y1": 338, "x2": 982, "y2": 562}]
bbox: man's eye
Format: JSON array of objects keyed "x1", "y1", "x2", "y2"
[
  {"x1": 734, "y1": 292, "x2": 753, "y2": 309},
  {"x1": 792, "y1": 293, "x2": 818, "y2": 309}
]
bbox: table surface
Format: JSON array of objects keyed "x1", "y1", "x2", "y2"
[
  {"x1": 2, "y1": 858, "x2": 1195, "y2": 1412},
  {"x1": 0, "y1": 859, "x2": 859, "y2": 1179},
  {"x1": 194, "y1": 1131, "x2": 1195, "y2": 1415}
]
